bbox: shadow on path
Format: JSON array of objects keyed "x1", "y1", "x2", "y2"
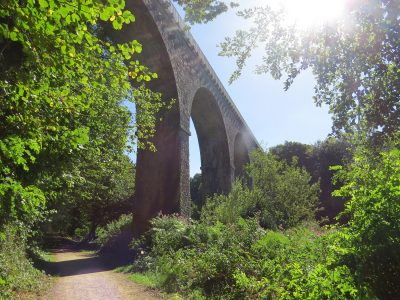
[
  {"x1": 36, "y1": 237, "x2": 134, "y2": 277},
  {"x1": 40, "y1": 255, "x2": 111, "y2": 277},
  {"x1": 35, "y1": 237, "x2": 162, "y2": 300}
]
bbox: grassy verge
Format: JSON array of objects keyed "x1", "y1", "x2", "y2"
[
  {"x1": 115, "y1": 265, "x2": 183, "y2": 300},
  {"x1": 127, "y1": 272, "x2": 158, "y2": 288},
  {"x1": 115, "y1": 265, "x2": 158, "y2": 288},
  {"x1": 37, "y1": 251, "x2": 56, "y2": 263}
]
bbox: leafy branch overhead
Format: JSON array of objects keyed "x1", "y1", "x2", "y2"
[
  {"x1": 0, "y1": 0, "x2": 164, "y2": 224},
  {"x1": 172, "y1": 0, "x2": 238, "y2": 24},
  {"x1": 175, "y1": 0, "x2": 400, "y2": 144},
  {"x1": 219, "y1": 1, "x2": 400, "y2": 142}
]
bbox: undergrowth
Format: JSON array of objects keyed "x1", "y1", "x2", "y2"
[
  {"x1": 95, "y1": 214, "x2": 133, "y2": 251},
  {"x1": 128, "y1": 216, "x2": 368, "y2": 300},
  {"x1": 116, "y1": 264, "x2": 158, "y2": 289},
  {"x1": 0, "y1": 223, "x2": 50, "y2": 299}
]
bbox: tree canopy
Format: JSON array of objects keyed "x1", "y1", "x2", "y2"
[
  {"x1": 176, "y1": 0, "x2": 400, "y2": 145},
  {"x1": 172, "y1": 0, "x2": 238, "y2": 24},
  {"x1": 0, "y1": 0, "x2": 164, "y2": 227}
]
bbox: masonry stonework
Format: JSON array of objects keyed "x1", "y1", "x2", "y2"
[{"x1": 112, "y1": 0, "x2": 259, "y2": 235}]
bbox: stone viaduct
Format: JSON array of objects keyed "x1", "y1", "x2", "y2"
[{"x1": 111, "y1": 0, "x2": 259, "y2": 234}]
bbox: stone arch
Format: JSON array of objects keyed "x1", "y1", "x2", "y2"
[
  {"x1": 191, "y1": 87, "x2": 232, "y2": 196},
  {"x1": 234, "y1": 132, "x2": 251, "y2": 178},
  {"x1": 106, "y1": 0, "x2": 259, "y2": 236}
]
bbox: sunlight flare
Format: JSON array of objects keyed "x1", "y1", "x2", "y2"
[{"x1": 276, "y1": 0, "x2": 346, "y2": 29}]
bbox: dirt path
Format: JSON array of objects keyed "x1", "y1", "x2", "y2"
[{"x1": 41, "y1": 250, "x2": 162, "y2": 300}]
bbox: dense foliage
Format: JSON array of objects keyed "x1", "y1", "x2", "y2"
[
  {"x1": 202, "y1": 149, "x2": 319, "y2": 229},
  {"x1": 50, "y1": 154, "x2": 135, "y2": 239},
  {"x1": 190, "y1": 173, "x2": 204, "y2": 219},
  {"x1": 128, "y1": 144, "x2": 400, "y2": 299},
  {"x1": 270, "y1": 138, "x2": 351, "y2": 221},
  {"x1": 126, "y1": 141, "x2": 399, "y2": 299},
  {"x1": 96, "y1": 214, "x2": 133, "y2": 250},
  {"x1": 0, "y1": 0, "x2": 162, "y2": 227},
  {"x1": 0, "y1": 0, "x2": 163, "y2": 296},
  {"x1": 192, "y1": 138, "x2": 351, "y2": 223},
  {"x1": 333, "y1": 146, "x2": 400, "y2": 298},
  {"x1": 127, "y1": 152, "x2": 356, "y2": 299},
  {"x1": 0, "y1": 223, "x2": 49, "y2": 299},
  {"x1": 131, "y1": 216, "x2": 368, "y2": 299}
]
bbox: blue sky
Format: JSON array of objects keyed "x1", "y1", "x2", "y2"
[{"x1": 174, "y1": 2, "x2": 333, "y2": 175}]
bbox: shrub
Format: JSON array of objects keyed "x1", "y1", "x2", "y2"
[
  {"x1": 74, "y1": 224, "x2": 90, "y2": 240},
  {"x1": 333, "y1": 147, "x2": 400, "y2": 298},
  {"x1": 247, "y1": 150, "x2": 320, "y2": 229},
  {"x1": 95, "y1": 214, "x2": 133, "y2": 250},
  {"x1": 126, "y1": 147, "x2": 400, "y2": 299},
  {"x1": 202, "y1": 150, "x2": 320, "y2": 229},
  {"x1": 200, "y1": 181, "x2": 256, "y2": 225},
  {"x1": 133, "y1": 215, "x2": 366, "y2": 299},
  {"x1": 234, "y1": 227, "x2": 363, "y2": 299},
  {"x1": 0, "y1": 223, "x2": 48, "y2": 299},
  {"x1": 147, "y1": 214, "x2": 189, "y2": 257},
  {"x1": 151, "y1": 217, "x2": 263, "y2": 298}
]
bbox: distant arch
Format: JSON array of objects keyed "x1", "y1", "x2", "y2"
[
  {"x1": 234, "y1": 132, "x2": 250, "y2": 178},
  {"x1": 191, "y1": 87, "x2": 231, "y2": 196}
]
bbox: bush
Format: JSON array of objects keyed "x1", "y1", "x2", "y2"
[
  {"x1": 234, "y1": 227, "x2": 363, "y2": 299},
  {"x1": 0, "y1": 223, "x2": 48, "y2": 299},
  {"x1": 333, "y1": 147, "x2": 400, "y2": 298},
  {"x1": 148, "y1": 216, "x2": 263, "y2": 298},
  {"x1": 132, "y1": 215, "x2": 366, "y2": 299},
  {"x1": 247, "y1": 150, "x2": 320, "y2": 229},
  {"x1": 74, "y1": 224, "x2": 90, "y2": 240},
  {"x1": 200, "y1": 181, "x2": 255, "y2": 225},
  {"x1": 95, "y1": 214, "x2": 133, "y2": 250},
  {"x1": 202, "y1": 150, "x2": 320, "y2": 229}
]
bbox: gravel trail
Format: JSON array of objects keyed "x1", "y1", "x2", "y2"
[{"x1": 41, "y1": 250, "x2": 162, "y2": 300}]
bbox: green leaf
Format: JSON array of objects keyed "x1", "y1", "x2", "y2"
[
  {"x1": 9, "y1": 31, "x2": 18, "y2": 41},
  {"x1": 58, "y1": 7, "x2": 70, "y2": 18},
  {"x1": 122, "y1": 10, "x2": 135, "y2": 23},
  {"x1": 38, "y1": 0, "x2": 48, "y2": 9},
  {"x1": 100, "y1": 7, "x2": 115, "y2": 21},
  {"x1": 134, "y1": 44, "x2": 142, "y2": 53},
  {"x1": 112, "y1": 18, "x2": 123, "y2": 30}
]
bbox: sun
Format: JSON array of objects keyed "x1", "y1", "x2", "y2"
[{"x1": 278, "y1": 0, "x2": 346, "y2": 29}]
